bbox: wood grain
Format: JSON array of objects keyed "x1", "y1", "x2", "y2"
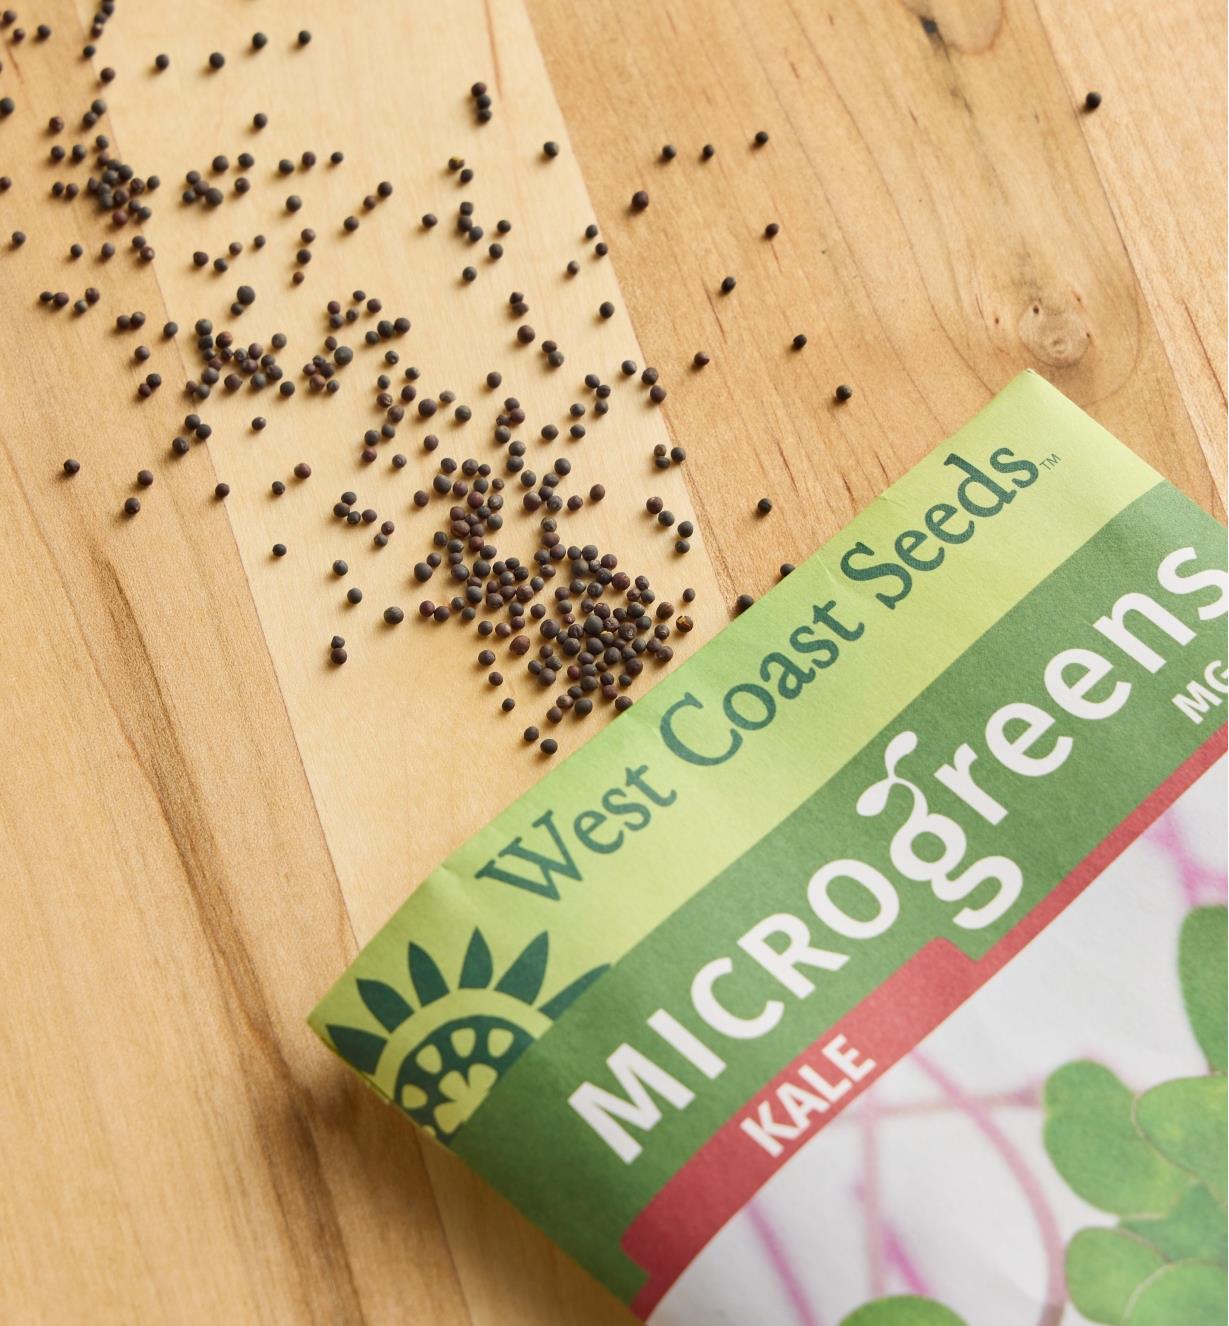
[{"x1": 0, "y1": 0, "x2": 1222, "y2": 1322}]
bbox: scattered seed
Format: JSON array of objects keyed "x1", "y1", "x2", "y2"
[{"x1": 835, "y1": 383, "x2": 854, "y2": 402}]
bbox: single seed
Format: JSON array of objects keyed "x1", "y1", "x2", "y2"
[
  {"x1": 208, "y1": 52, "x2": 225, "y2": 70},
  {"x1": 214, "y1": 482, "x2": 229, "y2": 499},
  {"x1": 540, "y1": 738, "x2": 558, "y2": 755},
  {"x1": 346, "y1": 587, "x2": 363, "y2": 604},
  {"x1": 720, "y1": 275, "x2": 736, "y2": 294},
  {"x1": 383, "y1": 606, "x2": 404, "y2": 625},
  {"x1": 692, "y1": 352, "x2": 710, "y2": 369},
  {"x1": 756, "y1": 497, "x2": 773, "y2": 515},
  {"x1": 599, "y1": 301, "x2": 615, "y2": 319},
  {"x1": 835, "y1": 383, "x2": 854, "y2": 402},
  {"x1": 63, "y1": 458, "x2": 80, "y2": 475},
  {"x1": 332, "y1": 560, "x2": 348, "y2": 576},
  {"x1": 764, "y1": 222, "x2": 780, "y2": 238},
  {"x1": 631, "y1": 189, "x2": 650, "y2": 211},
  {"x1": 1083, "y1": 90, "x2": 1102, "y2": 112},
  {"x1": 330, "y1": 647, "x2": 347, "y2": 665},
  {"x1": 542, "y1": 141, "x2": 560, "y2": 158},
  {"x1": 753, "y1": 129, "x2": 769, "y2": 146},
  {"x1": 661, "y1": 144, "x2": 676, "y2": 160},
  {"x1": 124, "y1": 496, "x2": 141, "y2": 516}
]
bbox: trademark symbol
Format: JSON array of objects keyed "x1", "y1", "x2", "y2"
[{"x1": 1039, "y1": 454, "x2": 1061, "y2": 470}]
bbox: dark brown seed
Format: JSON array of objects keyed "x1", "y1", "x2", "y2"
[
  {"x1": 346, "y1": 587, "x2": 363, "y2": 604},
  {"x1": 835, "y1": 383, "x2": 854, "y2": 402},
  {"x1": 631, "y1": 190, "x2": 649, "y2": 211},
  {"x1": 540, "y1": 738, "x2": 558, "y2": 755},
  {"x1": 649, "y1": 384, "x2": 667, "y2": 404},
  {"x1": 764, "y1": 222, "x2": 780, "y2": 238},
  {"x1": 214, "y1": 482, "x2": 229, "y2": 499},
  {"x1": 542, "y1": 141, "x2": 560, "y2": 158},
  {"x1": 692, "y1": 352, "x2": 710, "y2": 369},
  {"x1": 330, "y1": 647, "x2": 347, "y2": 665},
  {"x1": 63, "y1": 458, "x2": 80, "y2": 475},
  {"x1": 272, "y1": 543, "x2": 287, "y2": 557},
  {"x1": 137, "y1": 469, "x2": 154, "y2": 487},
  {"x1": 757, "y1": 497, "x2": 773, "y2": 515},
  {"x1": 1083, "y1": 91, "x2": 1102, "y2": 112},
  {"x1": 735, "y1": 593, "x2": 754, "y2": 613},
  {"x1": 753, "y1": 130, "x2": 769, "y2": 146},
  {"x1": 123, "y1": 496, "x2": 140, "y2": 515},
  {"x1": 792, "y1": 333, "x2": 807, "y2": 350},
  {"x1": 516, "y1": 324, "x2": 535, "y2": 344},
  {"x1": 383, "y1": 606, "x2": 404, "y2": 625},
  {"x1": 720, "y1": 275, "x2": 736, "y2": 294}
]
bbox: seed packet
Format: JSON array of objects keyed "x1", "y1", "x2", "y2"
[{"x1": 311, "y1": 372, "x2": 1227, "y2": 1326}]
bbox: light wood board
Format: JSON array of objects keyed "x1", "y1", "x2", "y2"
[{"x1": 0, "y1": 0, "x2": 1223, "y2": 1321}]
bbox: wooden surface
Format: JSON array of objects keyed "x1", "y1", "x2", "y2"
[{"x1": 0, "y1": 0, "x2": 1222, "y2": 1321}]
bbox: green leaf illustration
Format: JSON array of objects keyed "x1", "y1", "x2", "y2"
[
  {"x1": 1044, "y1": 1061, "x2": 1191, "y2": 1216},
  {"x1": 1136, "y1": 1075, "x2": 1228, "y2": 1204},
  {"x1": 494, "y1": 931, "x2": 549, "y2": 1004},
  {"x1": 1123, "y1": 1260, "x2": 1227, "y2": 1326},
  {"x1": 357, "y1": 978, "x2": 413, "y2": 1032},
  {"x1": 838, "y1": 1297, "x2": 967, "y2": 1326},
  {"x1": 1178, "y1": 906, "x2": 1227, "y2": 1072},
  {"x1": 408, "y1": 942, "x2": 449, "y2": 1006},
  {"x1": 326, "y1": 1023, "x2": 387, "y2": 1074},
  {"x1": 1123, "y1": 1182, "x2": 1228, "y2": 1267},
  {"x1": 458, "y1": 928, "x2": 494, "y2": 989},
  {"x1": 1065, "y1": 1227, "x2": 1165, "y2": 1324}
]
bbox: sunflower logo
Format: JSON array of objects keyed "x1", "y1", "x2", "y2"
[{"x1": 325, "y1": 929, "x2": 606, "y2": 1143}]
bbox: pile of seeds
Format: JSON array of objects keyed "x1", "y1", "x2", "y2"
[{"x1": 0, "y1": 11, "x2": 892, "y2": 758}]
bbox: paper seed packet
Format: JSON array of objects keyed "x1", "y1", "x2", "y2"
[{"x1": 311, "y1": 372, "x2": 1228, "y2": 1326}]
